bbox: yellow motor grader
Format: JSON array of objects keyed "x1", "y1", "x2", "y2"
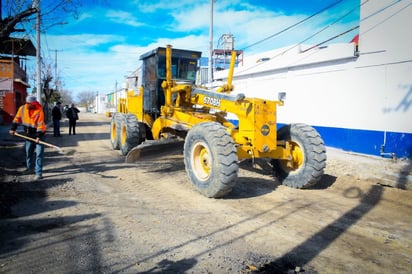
[{"x1": 110, "y1": 45, "x2": 326, "y2": 198}]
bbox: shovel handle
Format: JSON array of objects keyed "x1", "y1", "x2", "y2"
[{"x1": 14, "y1": 132, "x2": 62, "y2": 152}]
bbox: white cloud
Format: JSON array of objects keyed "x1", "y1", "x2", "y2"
[
  {"x1": 76, "y1": 12, "x2": 94, "y2": 22},
  {"x1": 37, "y1": 33, "x2": 132, "y2": 95},
  {"x1": 134, "y1": 0, "x2": 198, "y2": 13},
  {"x1": 46, "y1": 33, "x2": 125, "y2": 50},
  {"x1": 164, "y1": 0, "x2": 359, "y2": 55},
  {"x1": 35, "y1": 0, "x2": 359, "y2": 98},
  {"x1": 105, "y1": 10, "x2": 144, "y2": 27}
]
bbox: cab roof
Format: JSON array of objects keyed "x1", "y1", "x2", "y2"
[{"x1": 139, "y1": 47, "x2": 202, "y2": 61}]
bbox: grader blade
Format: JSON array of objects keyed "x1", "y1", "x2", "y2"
[{"x1": 125, "y1": 139, "x2": 184, "y2": 163}]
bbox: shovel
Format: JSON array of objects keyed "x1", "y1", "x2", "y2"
[{"x1": 14, "y1": 132, "x2": 64, "y2": 153}]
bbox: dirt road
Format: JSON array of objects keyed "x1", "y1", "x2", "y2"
[{"x1": 1, "y1": 113, "x2": 411, "y2": 273}]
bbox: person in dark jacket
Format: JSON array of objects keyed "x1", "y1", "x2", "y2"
[
  {"x1": 66, "y1": 103, "x2": 80, "y2": 135},
  {"x1": 9, "y1": 95, "x2": 47, "y2": 180},
  {"x1": 52, "y1": 101, "x2": 62, "y2": 137}
]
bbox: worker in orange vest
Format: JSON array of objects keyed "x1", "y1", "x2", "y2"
[{"x1": 9, "y1": 95, "x2": 47, "y2": 180}]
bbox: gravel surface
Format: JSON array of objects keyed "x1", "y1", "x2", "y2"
[{"x1": 1, "y1": 113, "x2": 411, "y2": 273}]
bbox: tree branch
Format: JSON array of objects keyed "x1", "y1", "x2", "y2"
[{"x1": 0, "y1": 7, "x2": 37, "y2": 39}]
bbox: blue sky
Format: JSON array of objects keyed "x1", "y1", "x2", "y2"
[{"x1": 23, "y1": 0, "x2": 361, "y2": 99}]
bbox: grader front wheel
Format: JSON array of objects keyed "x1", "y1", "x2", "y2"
[
  {"x1": 184, "y1": 122, "x2": 239, "y2": 198},
  {"x1": 191, "y1": 141, "x2": 212, "y2": 181},
  {"x1": 272, "y1": 123, "x2": 327, "y2": 188}
]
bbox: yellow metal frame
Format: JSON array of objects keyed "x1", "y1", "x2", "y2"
[
  {"x1": 118, "y1": 44, "x2": 292, "y2": 161},
  {"x1": 159, "y1": 45, "x2": 291, "y2": 160}
]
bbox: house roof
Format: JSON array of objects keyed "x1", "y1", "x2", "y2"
[{"x1": 0, "y1": 37, "x2": 36, "y2": 56}]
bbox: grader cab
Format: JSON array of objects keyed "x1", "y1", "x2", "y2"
[{"x1": 110, "y1": 45, "x2": 326, "y2": 198}]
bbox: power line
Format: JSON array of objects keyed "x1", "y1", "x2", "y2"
[
  {"x1": 301, "y1": 25, "x2": 359, "y2": 53},
  {"x1": 233, "y1": 4, "x2": 359, "y2": 75},
  {"x1": 296, "y1": 0, "x2": 366, "y2": 51},
  {"x1": 241, "y1": 0, "x2": 344, "y2": 51},
  {"x1": 360, "y1": 0, "x2": 401, "y2": 22},
  {"x1": 232, "y1": 0, "x2": 406, "y2": 77}
]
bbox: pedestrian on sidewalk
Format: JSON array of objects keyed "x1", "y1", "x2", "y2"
[
  {"x1": 9, "y1": 95, "x2": 47, "y2": 180},
  {"x1": 66, "y1": 103, "x2": 80, "y2": 135},
  {"x1": 52, "y1": 101, "x2": 62, "y2": 137}
]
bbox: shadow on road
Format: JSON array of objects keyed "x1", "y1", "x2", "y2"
[
  {"x1": 0, "y1": 144, "x2": 107, "y2": 272},
  {"x1": 132, "y1": 258, "x2": 197, "y2": 274},
  {"x1": 254, "y1": 185, "x2": 384, "y2": 273},
  {"x1": 307, "y1": 174, "x2": 337, "y2": 190},
  {"x1": 0, "y1": 176, "x2": 103, "y2": 258},
  {"x1": 396, "y1": 160, "x2": 412, "y2": 189},
  {"x1": 226, "y1": 176, "x2": 280, "y2": 199}
]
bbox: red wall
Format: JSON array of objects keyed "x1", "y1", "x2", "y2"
[{"x1": 1, "y1": 83, "x2": 27, "y2": 124}]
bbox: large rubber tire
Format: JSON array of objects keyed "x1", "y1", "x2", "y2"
[
  {"x1": 184, "y1": 122, "x2": 239, "y2": 198},
  {"x1": 119, "y1": 114, "x2": 145, "y2": 156},
  {"x1": 272, "y1": 123, "x2": 326, "y2": 188},
  {"x1": 110, "y1": 113, "x2": 122, "y2": 150}
]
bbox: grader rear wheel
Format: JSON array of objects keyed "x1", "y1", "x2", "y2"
[
  {"x1": 272, "y1": 123, "x2": 326, "y2": 188},
  {"x1": 119, "y1": 114, "x2": 145, "y2": 156},
  {"x1": 110, "y1": 113, "x2": 122, "y2": 150},
  {"x1": 184, "y1": 122, "x2": 238, "y2": 198}
]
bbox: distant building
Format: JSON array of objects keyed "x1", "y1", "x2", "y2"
[{"x1": 198, "y1": 34, "x2": 244, "y2": 85}]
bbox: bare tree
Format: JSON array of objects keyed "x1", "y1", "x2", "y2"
[
  {"x1": 57, "y1": 89, "x2": 74, "y2": 106},
  {"x1": 77, "y1": 91, "x2": 96, "y2": 110},
  {"x1": 42, "y1": 62, "x2": 54, "y2": 122},
  {"x1": 0, "y1": 6, "x2": 37, "y2": 39},
  {"x1": 0, "y1": 0, "x2": 81, "y2": 41},
  {"x1": 1, "y1": 0, "x2": 82, "y2": 120}
]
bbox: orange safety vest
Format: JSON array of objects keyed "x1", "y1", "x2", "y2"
[{"x1": 13, "y1": 103, "x2": 47, "y2": 133}]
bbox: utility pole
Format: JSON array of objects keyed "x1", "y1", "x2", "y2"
[
  {"x1": 50, "y1": 49, "x2": 63, "y2": 92},
  {"x1": 208, "y1": 0, "x2": 214, "y2": 85},
  {"x1": 96, "y1": 91, "x2": 99, "y2": 113},
  {"x1": 33, "y1": 0, "x2": 41, "y2": 103}
]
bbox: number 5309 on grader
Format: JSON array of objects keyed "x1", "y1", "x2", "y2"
[{"x1": 110, "y1": 45, "x2": 326, "y2": 198}]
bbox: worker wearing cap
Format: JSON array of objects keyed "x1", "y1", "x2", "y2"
[{"x1": 9, "y1": 95, "x2": 47, "y2": 180}]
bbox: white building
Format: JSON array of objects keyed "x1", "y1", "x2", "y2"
[{"x1": 214, "y1": 0, "x2": 412, "y2": 158}]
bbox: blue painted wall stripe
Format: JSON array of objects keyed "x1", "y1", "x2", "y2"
[
  {"x1": 229, "y1": 119, "x2": 412, "y2": 159},
  {"x1": 312, "y1": 125, "x2": 412, "y2": 159}
]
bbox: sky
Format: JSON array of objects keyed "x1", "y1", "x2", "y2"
[{"x1": 14, "y1": 0, "x2": 361, "y2": 99}]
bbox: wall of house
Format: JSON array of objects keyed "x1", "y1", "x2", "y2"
[
  {"x1": 213, "y1": 0, "x2": 412, "y2": 158},
  {"x1": 0, "y1": 59, "x2": 28, "y2": 124}
]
